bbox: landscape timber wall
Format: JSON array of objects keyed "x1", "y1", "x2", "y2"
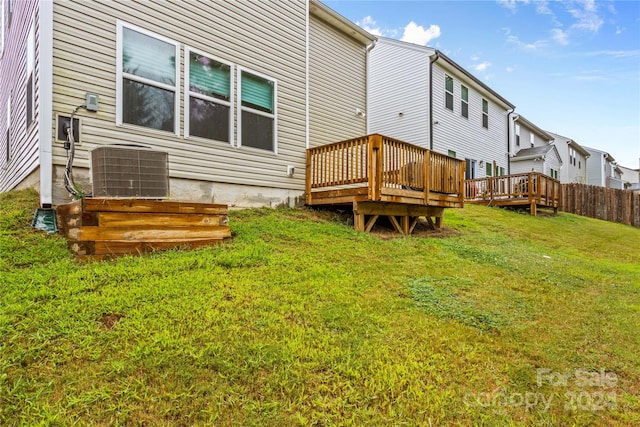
[{"x1": 560, "y1": 183, "x2": 640, "y2": 228}]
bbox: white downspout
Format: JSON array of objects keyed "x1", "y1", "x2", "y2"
[
  {"x1": 305, "y1": 0, "x2": 310, "y2": 148},
  {"x1": 365, "y1": 39, "x2": 376, "y2": 134},
  {"x1": 38, "y1": 0, "x2": 54, "y2": 207}
]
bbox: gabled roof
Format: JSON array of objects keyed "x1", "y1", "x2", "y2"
[
  {"x1": 512, "y1": 145, "x2": 562, "y2": 164},
  {"x1": 374, "y1": 37, "x2": 515, "y2": 110},
  {"x1": 583, "y1": 146, "x2": 617, "y2": 163},
  {"x1": 514, "y1": 115, "x2": 553, "y2": 142},
  {"x1": 547, "y1": 131, "x2": 590, "y2": 157},
  {"x1": 310, "y1": 0, "x2": 377, "y2": 45}
]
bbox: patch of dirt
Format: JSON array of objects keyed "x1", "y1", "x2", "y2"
[
  {"x1": 99, "y1": 313, "x2": 124, "y2": 330},
  {"x1": 371, "y1": 218, "x2": 461, "y2": 240}
]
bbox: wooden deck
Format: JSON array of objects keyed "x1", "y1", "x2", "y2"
[
  {"x1": 306, "y1": 134, "x2": 465, "y2": 234},
  {"x1": 56, "y1": 198, "x2": 231, "y2": 260},
  {"x1": 464, "y1": 172, "x2": 561, "y2": 216}
]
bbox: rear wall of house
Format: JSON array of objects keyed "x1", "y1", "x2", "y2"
[
  {"x1": 309, "y1": 14, "x2": 367, "y2": 147},
  {"x1": 51, "y1": 0, "x2": 307, "y2": 206}
]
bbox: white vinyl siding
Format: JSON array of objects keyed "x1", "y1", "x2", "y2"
[
  {"x1": 309, "y1": 14, "x2": 367, "y2": 147},
  {"x1": 26, "y1": 18, "x2": 34, "y2": 127},
  {"x1": 116, "y1": 21, "x2": 180, "y2": 135},
  {"x1": 4, "y1": 95, "x2": 10, "y2": 163},
  {"x1": 368, "y1": 39, "x2": 432, "y2": 147},
  {"x1": 431, "y1": 63, "x2": 508, "y2": 178},
  {"x1": 184, "y1": 47, "x2": 233, "y2": 144},
  {"x1": 237, "y1": 67, "x2": 277, "y2": 153},
  {"x1": 0, "y1": 0, "x2": 40, "y2": 194}
]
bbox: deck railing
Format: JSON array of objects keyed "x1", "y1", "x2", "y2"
[
  {"x1": 465, "y1": 172, "x2": 561, "y2": 207},
  {"x1": 306, "y1": 134, "x2": 465, "y2": 206}
]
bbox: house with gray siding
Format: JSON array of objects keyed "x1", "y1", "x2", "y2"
[
  {"x1": 508, "y1": 115, "x2": 561, "y2": 178},
  {"x1": 0, "y1": 0, "x2": 375, "y2": 208},
  {"x1": 368, "y1": 37, "x2": 515, "y2": 181},
  {"x1": 546, "y1": 131, "x2": 589, "y2": 184},
  {"x1": 584, "y1": 146, "x2": 624, "y2": 189},
  {"x1": 619, "y1": 163, "x2": 640, "y2": 190}
]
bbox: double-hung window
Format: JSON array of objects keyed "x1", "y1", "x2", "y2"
[
  {"x1": 460, "y1": 85, "x2": 468, "y2": 118},
  {"x1": 238, "y1": 68, "x2": 276, "y2": 152},
  {"x1": 481, "y1": 99, "x2": 488, "y2": 129},
  {"x1": 117, "y1": 22, "x2": 179, "y2": 134},
  {"x1": 485, "y1": 162, "x2": 492, "y2": 176},
  {"x1": 185, "y1": 47, "x2": 233, "y2": 143},
  {"x1": 515, "y1": 124, "x2": 520, "y2": 146},
  {"x1": 445, "y1": 75, "x2": 454, "y2": 111},
  {"x1": 26, "y1": 19, "x2": 34, "y2": 127},
  {"x1": 529, "y1": 133, "x2": 534, "y2": 147}
]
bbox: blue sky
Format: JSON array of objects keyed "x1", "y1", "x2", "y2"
[{"x1": 325, "y1": 0, "x2": 640, "y2": 168}]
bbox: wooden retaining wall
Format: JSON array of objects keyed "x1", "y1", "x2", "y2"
[
  {"x1": 560, "y1": 184, "x2": 640, "y2": 227},
  {"x1": 56, "y1": 198, "x2": 231, "y2": 259}
]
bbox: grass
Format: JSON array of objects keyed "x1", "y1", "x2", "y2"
[{"x1": 1, "y1": 188, "x2": 639, "y2": 426}]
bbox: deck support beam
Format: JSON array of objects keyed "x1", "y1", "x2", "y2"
[{"x1": 353, "y1": 201, "x2": 444, "y2": 234}]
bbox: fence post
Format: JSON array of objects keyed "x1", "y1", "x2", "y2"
[
  {"x1": 424, "y1": 149, "x2": 431, "y2": 205},
  {"x1": 369, "y1": 134, "x2": 383, "y2": 201}
]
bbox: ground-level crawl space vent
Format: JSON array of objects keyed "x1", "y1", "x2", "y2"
[{"x1": 91, "y1": 146, "x2": 169, "y2": 198}]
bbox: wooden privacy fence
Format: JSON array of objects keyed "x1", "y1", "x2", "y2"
[
  {"x1": 561, "y1": 183, "x2": 640, "y2": 227},
  {"x1": 306, "y1": 134, "x2": 465, "y2": 208}
]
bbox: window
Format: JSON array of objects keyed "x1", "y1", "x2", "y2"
[
  {"x1": 578, "y1": 160, "x2": 581, "y2": 169},
  {"x1": 117, "y1": 22, "x2": 179, "y2": 134},
  {"x1": 486, "y1": 162, "x2": 492, "y2": 176},
  {"x1": 26, "y1": 19, "x2": 34, "y2": 127},
  {"x1": 445, "y1": 75, "x2": 453, "y2": 111},
  {"x1": 238, "y1": 68, "x2": 276, "y2": 152},
  {"x1": 515, "y1": 124, "x2": 520, "y2": 146},
  {"x1": 481, "y1": 99, "x2": 488, "y2": 128},
  {"x1": 460, "y1": 85, "x2": 468, "y2": 118},
  {"x1": 465, "y1": 159, "x2": 476, "y2": 180},
  {"x1": 448, "y1": 149, "x2": 456, "y2": 158},
  {"x1": 529, "y1": 133, "x2": 534, "y2": 148},
  {"x1": 185, "y1": 48, "x2": 233, "y2": 143},
  {"x1": 499, "y1": 167, "x2": 505, "y2": 176},
  {"x1": 5, "y1": 96, "x2": 10, "y2": 163}
]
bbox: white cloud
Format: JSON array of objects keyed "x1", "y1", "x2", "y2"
[
  {"x1": 496, "y1": 0, "x2": 530, "y2": 11},
  {"x1": 474, "y1": 62, "x2": 492, "y2": 72},
  {"x1": 471, "y1": 55, "x2": 480, "y2": 61},
  {"x1": 551, "y1": 28, "x2": 569, "y2": 45},
  {"x1": 615, "y1": 26, "x2": 623, "y2": 35},
  {"x1": 506, "y1": 66, "x2": 515, "y2": 72},
  {"x1": 400, "y1": 21, "x2": 441, "y2": 46},
  {"x1": 504, "y1": 28, "x2": 546, "y2": 50},
  {"x1": 535, "y1": 1, "x2": 553, "y2": 15},
  {"x1": 356, "y1": 16, "x2": 382, "y2": 37},
  {"x1": 567, "y1": 0, "x2": 603, "y2": 32}
]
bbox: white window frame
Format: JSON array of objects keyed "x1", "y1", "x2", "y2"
[
  {"x1": 116, "y1": 21, "x2": 180, "y2": 136},
  {"x1": 481, "y1": 98, "x2": 488, "y2": 129},
  {"x1": 184, "y1": 46, "x2": 234, "y2": 145},
  {"x1": 444, "y1": 74, "x2": 454, "y2": 111},
  {"x1": 515, "y1": 124, "x2": 520, "y2": 146},
  {"x1": 237, "y1": 66, "x2": 277, "y2": 154},
  {"x1": 529, "y1": 132, "x2": 534, "y2": 147},
  {"x1": 460, "y1": 84, "x2": 468, "y2": 118}
]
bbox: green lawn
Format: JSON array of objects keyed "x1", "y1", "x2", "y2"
[{"x1": 1, "y1": 189, "x2": 639, "y2": 426}]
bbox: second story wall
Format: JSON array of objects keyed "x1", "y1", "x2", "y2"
[{"x1": 432, "y1": 62, "x2": 510, "y2": 179}]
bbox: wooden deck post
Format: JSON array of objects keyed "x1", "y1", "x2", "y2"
[
  {"x1": 305, "y1": 149, "x2": 312, "y2": 205},
  {"x1": 424, "y1": 149, "x2": 431, "y2": 205}
]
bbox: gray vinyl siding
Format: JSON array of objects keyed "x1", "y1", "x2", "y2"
[
  {"x1": 431, "y1": 63, "x2": 508, "y2": 178},
  {"x1": 0, "y1": 0, "x2": 40, "y2": 193},
  {"x1": 51, "y1": 0, "x2": 307, "y2": 197},
  {"x1": 510, "y1": 160, "x2": 541, "y2": 175},
  {"x1": 585, "y1": 150, "x2": 605, "y2": 186},
  {"x1": 309, "y1": 14, "x2": 367, "y2": 147},
  {"x1": 548, "y1": 132, "x2": 588, "y2": 184},
  {"x1": 368, "y1": 39, "x2": 430, "y2": 146}
]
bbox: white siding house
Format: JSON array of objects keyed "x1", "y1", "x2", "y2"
[
  {"x1": 584, "y1": 146, "x2": 624, "y2": 189},
  {"x1": 508, "y1": 115, "x2": 560, "y2": 178},
  {"x1": 619, "y1": 163, "x2": 640, "y2": 190},
  {"x1": 368, "y1": 38, "x2": 515, "y2": 180},
  {"x1": 547, "y1": 131, "x2": 589, "y2": 184},
  {"x1": 0, "y1": 0, "x2": 375, "y2": 208}
]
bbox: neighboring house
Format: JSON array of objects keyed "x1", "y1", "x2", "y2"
[
  {"x1": 0, "y1": 0, "x2": 375, "y2": 208},
  {"x1": 368, "y1": 37, "x2": 515, "y2": 181},
  {"x1": 509, "y1": 115, "x2": 561, "y2": 178},
  {"x1": 510, "y1": 145, "x2": 563, "y2": 179},
  {"x1": 619, "y1": 163, "x2": 640, "y2": 191},
  {"x1": 584, "y1": 146, "x2": 624, "y2": 189},
  {"x1": 547, "y1": 131, "x2": 589, "y2": 184}
]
